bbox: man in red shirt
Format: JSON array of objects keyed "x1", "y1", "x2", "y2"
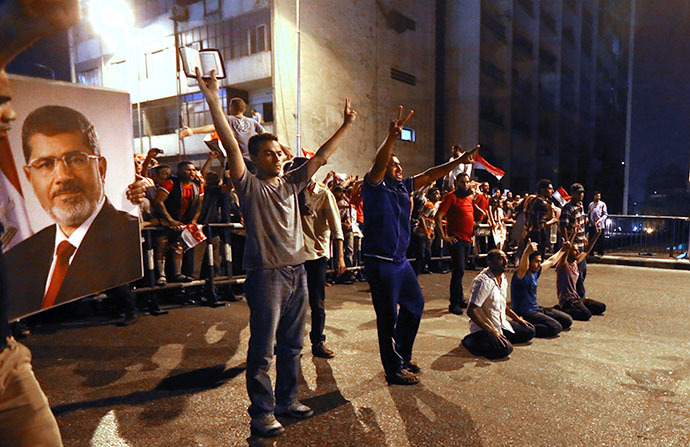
[
  {"x1": 436, "y1": 173, "x2": 475, "y2": 314},
  {"x1": 473, "y1": 181, "x2": 490, "y2": 222}
]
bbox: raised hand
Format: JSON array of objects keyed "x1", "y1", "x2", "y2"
[
  {"x1": 147, "y1": 148, "x2": 164, "y2": 157},
  {"x1": 343, "y1": 98, "x2": 357, "y2": 125},
  {"x1": 388, "y1": 105, "x2": 414, "y2": 137},
  {"x1": 178, "y1": 126, "x2": 193, "y2": 139},
  {"x1": 525, "y1": 238, "x2": 538, "y2": 254},
  {"x1": 458, "y1": 144, "x2": 480, "y2": 164},
  {"x1": 194, "y1": 67, "x2": 220, "y2": 104}
]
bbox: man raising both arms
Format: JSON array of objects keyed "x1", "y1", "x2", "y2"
[
  {"x1": 196, "y1": 68, "x2": 356, "y2": 438},
  {"x1": 362, "y1": 106, "x2": 478, "y2": 385}
]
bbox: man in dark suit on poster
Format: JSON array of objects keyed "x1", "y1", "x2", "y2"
[{"x1": 5, "y1": 105, "x2": 142, "y2": 320}]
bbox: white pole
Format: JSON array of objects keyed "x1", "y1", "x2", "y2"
[
  {"x1": 296, "y1": 0, "x2": 301, "y2": 156},
  {"x1": 623, "y1": 0, "x2": 636, "y2": 214}
]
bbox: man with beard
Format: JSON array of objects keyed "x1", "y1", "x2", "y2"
[
  {"x1": 5, "y1": 105, "x2": 141, "y2": 319},
  {"x1": 435, "y1": 173, "x2": 475, "y2": 315},
  {"x1": 462, "y1": 249, "x2": 535, "y2": 360}
]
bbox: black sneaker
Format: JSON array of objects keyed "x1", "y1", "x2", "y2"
[
  {"x1": 448, "y1": 305, "x2": 464, "y2": 315},
  {"x1": 312, "y1": 343, "x2": 335, "y2": 358}
]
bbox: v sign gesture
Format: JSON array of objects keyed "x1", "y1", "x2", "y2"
[{"x1": 388, "y1": 106, "x2": 414, "y2": 138}]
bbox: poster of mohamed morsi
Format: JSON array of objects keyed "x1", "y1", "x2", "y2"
[{"x1": 0, "y1": 75, "x2": 142, "y2": 321}]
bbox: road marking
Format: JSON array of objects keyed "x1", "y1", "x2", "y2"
[{"x1": 90, "y1": 410, "x2": 130, "y2": 446}]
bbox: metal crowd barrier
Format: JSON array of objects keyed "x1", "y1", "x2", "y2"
[
  {"x1": 130, "y1": 220, "x2": 520, "y2": 302},
  {"x1": 604, "y1": 215, "x2": 690, "y2": 258}
]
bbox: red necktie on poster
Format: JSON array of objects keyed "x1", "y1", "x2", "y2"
[{"x1": 42, "y1": 241, "x2": 76, "y2": 309}]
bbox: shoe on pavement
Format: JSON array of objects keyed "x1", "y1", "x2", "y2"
[
  {"x1": 403, "y1": 360, "x2": 421, "y2": 374},
  {"x1": 312, "y1": 343, "x2": 334, "y2": 358},
  {"x1": 448, "y1": 305, "x2": 464, "y2": 315},
  {"x1": 386, "y1": 369, "x2": 420, "y2": 385},
  {"x1": 275, "y1": 402, "x2": 314, "y2": 419},
  {"x1": 117, "y1": 314, "x2": 138, "y2": 327},
  {"x1": 150, "y1": 309, "x2": 169, "y2": 316},
  {"x1": 250, "y1": 414, "x2": 285, "y2": 438}
]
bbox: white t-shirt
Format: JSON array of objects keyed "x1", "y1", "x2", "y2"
[
  {"x1": 228, "y1": 115, "x2": 265, "y2": 156},
  {"x1": 468, "y1": 267, "x2": 514, "y2": 334}
]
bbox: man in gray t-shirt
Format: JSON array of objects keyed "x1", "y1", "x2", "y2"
[
  {"x1": 179, "y1": 97, "x2": 265, "y2": 156},
  {"x1": 196, "y1": 68, "x2": 357, "y2": 438}
]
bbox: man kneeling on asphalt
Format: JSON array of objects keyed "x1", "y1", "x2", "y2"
[
  {"x1": 462, "y1": 250, "x2": 536, "y2": 359},
  {"x1": 511, "y1": 239, "x2": 573, "y2": 338}
]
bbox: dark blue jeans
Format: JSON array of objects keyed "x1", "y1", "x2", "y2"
[
  {"x1": 364, "y1": 258, "x2": 425, "y2": 377},
  {"x1": 462, "y1": 321, "x2": 535, "y2": 360},
  {"x1": 305, "y1": 257, "x2": 327, "y2": 346},
  {"x1": 448, "y1": 240, "x2": 471, "y2": 308},
  {"x1": 244, "y1": 264, "x2": 307, "y2": 418}
]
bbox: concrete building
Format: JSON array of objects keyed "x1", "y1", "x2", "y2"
[
  {"x1": 442, "y1": 0, "x2": 632, "y2": 211},
  {"x1": 72, "y1": 0, "x2": 631, "y2": 209}
]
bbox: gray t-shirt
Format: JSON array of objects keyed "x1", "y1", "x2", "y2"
[
  {"x1": 228, "y1": 115, "x2": 265, "y2": 156},
  {"x1": 234, "y1": 164, "x2": 310, "y2": 270}
]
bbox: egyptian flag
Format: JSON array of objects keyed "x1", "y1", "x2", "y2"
[
  {"x1": 0, "y1": 132, "x2": 32, "y2": 252},
  {"x1": 552, "y1": 187, "x2": 571, "y2": 207},
  {"x1": 203, "y1": 131, "x2": 227, "y2": 158},
  {"x1": 473, "y1": 153, "x2": 505, "y2": 180}
]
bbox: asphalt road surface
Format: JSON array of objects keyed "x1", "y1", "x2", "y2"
[{"x1": 24, "y1": 264, "x2": 690, "y2": 446}]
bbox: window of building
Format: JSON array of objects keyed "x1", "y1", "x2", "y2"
[
  {"x1": 400, "y1": 127, "x2": 415, "y2": 142},
  {"x1": 248, "y1": 24, "x2": 267, "y2": 55},
  {"x1": 77, "y1": 67, "x2": 100, "y2": 86},
  {"x1": 108, "y1": 59, "x2": 129, "y2": 91}
]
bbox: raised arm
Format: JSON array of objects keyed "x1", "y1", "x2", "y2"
[
  {"x1": 141, "y1": 148, "x2": 163, "y2": 178},
  {"x1": 200, "y1": 149, "x2": 220, "y2": 177},
  {"x1": 516, "y1": 239, "x2": 539, "y2": 279},
  {"x1": 412, "y1": 145, "x2": 480, "y2": 191},
  {"x1": 305, "y1": 98, "x2": 358, "y2": 179},
  {"x1": 541, "y1": 240, "x2": 568, "y2": 270},
  {"x1": 368, "y1": 106, "x2": 414, "y2": 185},
  {"x1": 195, "y1": 69, "x2": 244, "y2": 180},
  {"x1": 178, "y1": 124, "x2": 216, "y2": 139},
  {"x1": 577, "y1": 228, "x2": 601, "y2": 263}
]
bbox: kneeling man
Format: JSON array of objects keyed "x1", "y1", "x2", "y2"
[
  {"x1": 511, "y1": 240, "x2": 572, "y2": 337},
  {"x1": 462, "y1": 249, "x2": 535, "y2": 359}
]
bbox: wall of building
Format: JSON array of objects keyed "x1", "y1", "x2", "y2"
[{"x1": 272, "y1": 0, "x2": 436, "y2": 178}]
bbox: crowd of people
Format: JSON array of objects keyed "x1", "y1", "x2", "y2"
[{"x1": 0, "y1": 1, "x2": 613, "y2": 444}]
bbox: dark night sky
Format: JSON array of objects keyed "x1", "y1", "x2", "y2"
[{"x1": 630, "y1": 0, "x2": 690, "y2": 203}]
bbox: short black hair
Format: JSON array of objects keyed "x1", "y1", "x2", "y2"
[
  {"x1": 536, "y1": 178, "x2": 552, "y2": 192},
  {"x1": 528, "y1": 251, "x2": 542, "y2": 263},
  {"x1": 177, "y1": 161, "x2": 194, "y2": 171},
  {"x1": 486, "y1": 249, "x2": 504, "y2": 265},
  {"x1": 22, "y1": 105, "x2": 99, "y2": 163},
  {"x1": 248, "y1": 133, "x2": 279, "y2": 157},
  {"x1": 205, "y1": 171, "x2": 220, "y2": 186}
]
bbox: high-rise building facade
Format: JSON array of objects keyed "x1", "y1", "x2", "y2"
[{"x1": 72, "y1": 0, "x2": 632, "y2": 210}]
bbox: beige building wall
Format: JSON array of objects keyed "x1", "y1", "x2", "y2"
[{"x1": 272, "y1": 0, "x2": 436, "y2": 179}]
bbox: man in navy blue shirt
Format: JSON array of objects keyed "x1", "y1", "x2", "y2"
[
  {"x1": 362, "y1": 106, "x2": 478, "y2": 385},
  {"x1": 511, "y1": 239, "x2": 572, "y2": 337}
]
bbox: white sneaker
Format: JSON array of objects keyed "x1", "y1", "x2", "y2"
[{"x1": 250, "y1": 413, "x2": 285, "y2": 437}]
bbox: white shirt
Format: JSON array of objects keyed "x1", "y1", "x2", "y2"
[
  {"x1": 468, "y1": 267, "x2": 514, "y2": 334},
  {"x1": 446, "y1": 156, "x2": 473, "y2": 187},
  {"x1": 44, "y1": 198, "x2": 105, "y2": 295},
  {"x1": 302, "y1": 183, "x2": 344, "y2": 261}
]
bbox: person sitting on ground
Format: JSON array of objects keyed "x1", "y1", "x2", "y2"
[
  {"x1": 511, "y1": 239, "x2": 573, "y2": 338},
  {"x1": 554, "y1": 225, "x2": 606, "y2": 321},
  {"x1": 461, "y1": 249, "x2": 536, "y2": 360}
]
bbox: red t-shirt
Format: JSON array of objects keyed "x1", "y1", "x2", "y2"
[
  {"x1": 438, "y1": 193, "x2": 475, "y2": 241},
  {"x1": 473, "y1": 193, "x2": 489, "y2": 222}
]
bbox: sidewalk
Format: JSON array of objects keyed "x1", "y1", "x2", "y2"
[{"x1": 588, "y1": 252, "x2": 690, "y2": 270}]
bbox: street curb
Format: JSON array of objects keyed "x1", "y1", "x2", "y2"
[{"x1": 588, "y1": 255, "x2": 690, "y2": 271}]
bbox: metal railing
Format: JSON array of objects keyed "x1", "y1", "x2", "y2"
[{"x1": 604, "y1": 214, "x2": 690, "y2": 258}]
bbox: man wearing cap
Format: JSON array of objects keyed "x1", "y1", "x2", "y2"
[{"x1": 560, "y1": 183, "x2": 589, "y2": 300}]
